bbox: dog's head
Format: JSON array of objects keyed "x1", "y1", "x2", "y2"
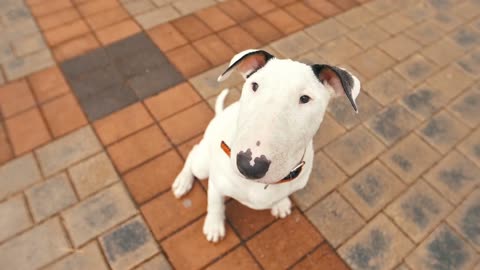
[{"x1": 218, "y1": 49, "x2": 361, "y2": 184}]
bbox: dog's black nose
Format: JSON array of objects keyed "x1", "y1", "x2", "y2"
[{"x1": 236, "y1": 149, "x2": 271, "y2": 179}]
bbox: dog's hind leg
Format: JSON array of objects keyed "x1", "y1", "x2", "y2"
[{"x1": 172, "y1": 142, "x2": 209, "y2": 198}]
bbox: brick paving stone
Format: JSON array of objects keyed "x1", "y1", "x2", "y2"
[
  {"x1": 376, "y1": 12, "x2": 414, "y2": 34},
  {"x1": 166, "y1": 44, "x2": 211, "y2": 77},
  {"x1": 196, "y1": 6, "x2": 236, "y2": 32},
  {"x1": 147, "y1": 23, "x2": 187, "y2": 52},
  {"x1": 327, "y1": 92, "x2": 381, "y2": 129},
  {"x1": 422, "y1": 38, "x2": 465, "y2": 67},
  {"x1": 431, "y1": 13, "x2": 462, "y2": 32},
  {"x1": 312, "y1": 113, "x2": 346, "y2": 150},
  {"x1": 325, "y1": 125, "x2": 385, "y2": 175},
  {"x1": 406, "y1": 21, "x2": 443, "y2": 45},
  {"x1": 426, "y1": 65, "x2": 474, "y2": 95},
  {"x1": 314, "y1": 37, "x2": 362, "y2": 65},
  {"x1": 26, "y1": 172, "x2": 77, "y2": 222},
  {"x1": 11, "y1": 33, "x2": 47, "y2": 57},
  {"x1": 0, "y1": 195, "x2": 32, "y2": 242},
  {"x1": 247, "y1": 210, "x2": 323, "y2": 270},
  {"x1": 365, "y1": 70, "x2": 411, "y2": 106},
  {"x1": 172, "y1": 15, "x2": 212, "y2": 42},
  {"x1": 161, "y1": 217, "x2": 240, "y2": 270},
  {"x1": 134, "y1": 253, "x2": 172, "y2": 270},
  {"x1": 378, "y1": 34, "x2": 420, "y2": 61},
  {"x1": 173, "y1": 0, "x2": 216, "y2": 15},
  {"x1": 44, "y1": 20, "x2": 90, "y2": 47},
  {"x1": 284, "y1": 2, "x2": 323, "y2": 25},
  {"x1": 0, "y1": 122, "x2": 13, "y2": 165},
  {"x1": 449, "y1": 86, "x2": 480, "y2": 128},
  {"x1": 292, "y1": 243, "x2": 350, "y2": 270},
  {"x1": 53, "y1": 33, "x2": 101, "y2": 62},
  {"x1": 349, "y1": 24, "x2": 390, "y2": 50},
  {"x1": 122, "y1": 0, "x2": 155, "y2": 16},
  {"x1": 45, "y1": 241, "x2": 109, "y2": 270},
  {"x1": 349, "y1": 48, "x2": 395, "y2": 79},
  {"x1": 62, "y1": 182, "x2": 137, "y2": 247},
  {"x1": 193, "y1": 34, "x2": 235, "y2": 66},
  {"x1": 189, "y1": 64, "x2": 242, "y2": 99},
  {"x1": 292, "y1": 151, "x2": 346, "y2": 210},
  {"x1": 0, "y1": 153, "x2": 41, "y2": 200},
  {"x1": 206, "y1": 87, "x2": 241, "y2": 111},
  {"x1": 96, "y1": 20, "x2": 142, "y2": 46},
  {"x1": 305, "y1": 0, "x2": 341, "y2": 17},
  {"x1": 218, "y1": 26, "x2": 261, "y2": 53},
  {"x1": 339, "y1": 214, "x2": 414, "y2": 270},
  {"x1": 100, "y1": 216, "x2": 159, "y2": 270},
  {"x1": 380, "y1": 134, "x2": 440, "y2": 183},
  {"x1": 36, "y1": 126, "x2": 102, "y2": 176},
  {"x1": 457, "y1": 48, "x2": 480, "y2": 76},
  {"x1": 28, "y1": 66, "x2": 70, "y2": 103},
  {"x1": 41, "y1": 94, "x2": 88, "y2": 137},
  {"x1": 386, "y1": 180, "x2": 453, "y2": 243},
  {"x1": 225, "y1": 199, "x2": 275, "y2": 240},
  {"x1": 218, "y1": 0, "x2": 255, "y2": 23},
  {"x1": 241, "y1": 17, "x2": 282, "y2": 44},
  {"x1": 400, "y1": 84, "x2": 450, "y2": 120},
  {"x1": 0, "y1": 218, "x2": 70, "y2": 270},
  {"x1": 447, "y1": 188, "x2": 480, "y2": 251},
  {"x1": 417, "y1": 111, "x2": 470, "y2": 154},
  {"x1": 4, "y1": 49, "x2": 55, "y2": 80},
  {"x1": 366, "y1": 103, "x2": 418, "y2": 145},
  {"x1": 0, "y1": 79, "x2": 36, "y2": 118},
  {"x1": 306, "y1": 191, "x2": 365, "y2": 248},
  {"x1": 85, "y1": 6, "x2": 130, "y2": 30},
  {"x1": 206, "y1": 246, "x2": 260, "y2": 270},
  {"x1": 395, "y1": 54, "x2": 436, "y2": 84},
  {"x1": 336, "y1": 6, "x2": 375, "y2": 29},
  {"x1": 424, "y1": 151, "x2": 480, "y2": 205},
  {"x1": 36, "y1": 7, "x2": 80, "y2": 31},
  {"x1": 405, "y1": 224, "x2": 479, "y2": 270},
  {"x1": 339, "y1": 161, "x2": 405, "y2": 219},
  {"x1": 305, "y1": 18, "x2": 348, "y2": 44},
  {"x1": 263, "y1": 9, "x2": 303, "y2": 35},
  {"x1": 68, "y1": 152, "x2": 119, "y2": 199},
  {"x1": 457, "y1": 128, "x2": 480, "y2": 167},
  {"x1": 450, "y1": 26, "x2": 480, "y2": 50},
  {"x1": 270, "y1": 31, "x2": 317, "y2": 58}
]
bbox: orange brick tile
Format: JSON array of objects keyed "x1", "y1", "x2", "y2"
[
  {"x1": 166, "y1": 44, "x2": 211, "y2": 77},
  {"x1": 93, "y1": 102, "x2": 154, "y2": 145},
  {"x1": 85, "y1": 6, "x2": 129, "y2": 30},
  {"x1": 36, "y1": 7, "x2": 80, "y2": 31},
  {"x1": 52, "y1": 33, "x2": 100, "y2": 62},
  {"x1": 44, "y1": 19, "x2": 90, "y2": 46},
  {"x1": 333, "y1": 0, "x2": 360, "y2": 10},
  {"x1": 0, "y1": 123, "x2": 13, "y2": 165},
  {"x1": 247, "y1": 210, "x2": 324, "y2": 269},
  {"x1": 107, "y1": 125, "x2": 170, "y2": 172},
  {"x1": 172, "y1": 15, "x2": 213, "y2": 42},
  {"x1": 218, "y1": 0, "x2": 256, "y2": 22},
  {"x1": 141, "y1": 183, "x2": 207, "y2": 240},
  {"x1": 226, "y1": 200, "x2": 275, "y2": 240},
  {"x1": 218, "y1": 26, "x2": 261, "y2": 52},
  {"x1": 144, "y1": 83, "x2": 202, "y2": 121},
  {"x1": 241, "y1": 17, "x2": 282, "y2": 43},
  {"x1": 305, "y1": 0, "x2": 341, "y2": 17},
  {"x1": 284, "y1": 2, "x2": 324, "y2": 25},
  {"x1": 77, "y1": 0, "x2": 119, "y2": 16},
  {"x1": 0, "y1": 80, "x2": 36, "y2": 118},
  {"x1": 160, "y1": 102, "x2": 214, "y2": 145},
  {"x1": 193, "y1": 34, "x2": 235, "y2": 66},
  {"x1": 292, "y1": 244, "x2": 349, "y2": 270},
  {"x1": 161, "y1": 218, "x2": 240, "y2": 270},
  {"x1": 243, "y1": 0, "x2": 277, "y2": 14},
  {"x1": 5, "y1": 108, "x2": 51, "y2": 155},
  {"x1": 177, "y1": 135, "x2": 202, "y2": 159},
  {"x1": 28, "y1": 66, "x2": 69, "y2": 103},
  {"x1": 196, "y1": 6, "x2": 236, "y2": 31},
  {"x1": 29, "y1": 0, "x2": 73, "y2": 17},
  {"x1": 41, "y1": 94, "x2": 87, "y2": 137},
  {"x1": 95, "y1": 19, "x2": 141, "y2": 46},
  {"x1": 147, "y1": 23, "x2": 188, "y2": 52},
  {"x1": 206, "y1": 247, "x2": 261, "y2": 270},
  {"x1": 263, "y1": 9, "x2": 303, "y2": 34},
  {"x1": 270, "y1": 0, "x2": 296, "y2": 6},
  {"x1": 124, "y1": 150, "x2": 184, "y2": 204}
]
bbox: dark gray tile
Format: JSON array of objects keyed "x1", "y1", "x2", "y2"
[
  {"x1": 105, "y1": 33, "x2": 157, "y2": 59},
  {"x1": 61, "y1": 48, "x2": 110, "y2": 78},
  {"x1": 69, "y1": 65, "x2": 124, "y2": 99},
  {"x1": 114, "y1": 50, "x2": 168, "y2": 78},
  {"x1": 78, "y1": 84, "x2": 137, "y2": 121},
  {"x1": 128, "y1": 66, "x2": 183, "y2": 99}
]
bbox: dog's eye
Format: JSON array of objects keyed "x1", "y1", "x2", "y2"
[
  {"x1": 252, "y1": 82, "x2": 258, "y2": 92},
  {"x1": 299, "y1": 95, "x2": 311, "y2": 104}
]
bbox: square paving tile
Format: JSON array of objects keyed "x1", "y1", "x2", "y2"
[
  {"x1": 263, "y1": 9, "x2": 303, "y2": 35},
  {"x1": 380, "y1": 134, "x2": 440, "y2": 183},
  {"x1": 378, "y1": 34, "x2": 420, "y2": 61},
  {"x1": 339, "y1": 160, "x2": 405, "y2": 219},
  {"x1": 400, "y1": 84, "x2": 451, "y2": 120},
  {"x1": 450, "y1": 25, "x2": 480, "y2": 50},
  {"x1": 448, "y1": 188, "x2": 480, "y2": 252},
  {"x1": 0, "y1": 195, "x2": 32, "y2": 243},
  {"x1": 314, "y1": 37, "x2": 362, "y2": 65},
  {"x1": 457, "y1": 48, "x2": 480, "y2": 76},
  {"x1": 365, "y1": 70, "x2": 411, "y2": 106},
  {"x1": 147, "y1": 23, "x2": 188, "y2": 52},
  {"x1": 405, "y1": 21, "x2": 443, "y2": 45},
  {"x1": 217, "y1": 26, "x2": 260, "y2": 53},
  {"x1": 405, "y1": 224, "x2": 479, "y2": 270},
  {"x1": 426, "y1": 65, "x2": 474, "y2": 95},
  {"x1": 0, "y1": 79, "x2": 36, "y2": 118},
  {"x1": 422, "y1": 38, "x2": 465, "y2": 67},
  {"x1": 348, "y1": 24, "x2": 390, "y2": 49},
  {"x1": 394, "y1": 54, "x2": 437, "y2": 84},
  {"x1": 386, "y1": 180, "x2": 453, "y2": 243},
  {"x1": 457, "y1": 127, "x2": 480, "y2": 167},
  {"x1": 241, "y1": 17, "x2": 282, "y2": 44},
  {"x1": 206, "y1": 246, "x2": 260, "y2": 270},
  {"x1": 449, "y1": 85, "x2": 480, "y2": 128},
  {"x1": 424, "y1": 151, "x2": 480, "y2": 205},
  {"x1": 41, "y1": 93, "x2": 88, "y2": 137},
  {"x1": 336, "y1": 6, "x2": 374, "y2": 29},
  {"x1": 327, "y1": 92, "x2": 382, "y2": 129},
  {"x1": 225, "y1": 199, "x2": 275, "y2": 240},
  {"x1": 165, "y1": 44, "x2": 211, "y2": 77},
  {"x1": 291, "y1": 243, "x2": 350, "y2": 270},
  {"x1": 312, "y1": 113, "x2": 346, "y2": 150},
  {"x1": 306, "y1": 191, "x2": 365, "y2": 248},
  {"x1": 348, "y1": 48, "x2": 395, "y2": 79},
  {"x1": 339, "y1": 214, "x2": 414, "y2": 270},
  {"x1": 27, "y1": 66, "x2": 70, "y2": 103}
]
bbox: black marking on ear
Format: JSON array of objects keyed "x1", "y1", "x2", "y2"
[
  {"x1": 221, "y1": 50, "x2": 274, "y2": 79},
  {"x1": 311, "y1": 64, "x2": 357, "y2": 112}
]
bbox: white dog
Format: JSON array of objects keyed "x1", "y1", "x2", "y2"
[{"x1": 172, "y1": 49, "x2": 361, "y2": 242}]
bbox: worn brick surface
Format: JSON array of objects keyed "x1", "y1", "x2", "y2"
[
  {"x1": 45, "y1": 241, "x2": 109, "y2": 270},
  {"x1": 0, "y1": 195, "x2": 32, "y2": 242},
  {"x1": 0, "y1": 154, "x2": 41, "y2": 200},
  {"x1": 447, "y1": 188, "x2": 480, "y2": 251}
]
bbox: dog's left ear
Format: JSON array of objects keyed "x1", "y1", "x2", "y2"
[
  {"x1": 218, "y1": 49, "x2": 274, "y2": 82},
  {"x1": 312, "y1": 64, "x2": 361, "y2": 113}
]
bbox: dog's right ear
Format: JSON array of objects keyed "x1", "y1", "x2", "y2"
[{"x1": 217, "y1": 49, "x2": 274, "y2": 82}]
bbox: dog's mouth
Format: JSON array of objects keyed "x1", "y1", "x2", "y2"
[{"x1": 220, "y1": 141, "x2": 305, "y2": 186}]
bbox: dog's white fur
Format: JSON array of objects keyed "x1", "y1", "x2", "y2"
[{"x1": 172, "y1": 50, "x2": 361, "y2": 242}]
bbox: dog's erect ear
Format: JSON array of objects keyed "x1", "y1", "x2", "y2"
[
  {"x1": 311, "y1": 64, "x2": 361, "y2": 113},
  {"x1": 217, "y1": 49, "x2": 274, "y2": 82}
]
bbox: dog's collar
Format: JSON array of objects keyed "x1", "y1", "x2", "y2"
[{"x1": 220, "y1": 141, "x2": 306, "y2": 187}]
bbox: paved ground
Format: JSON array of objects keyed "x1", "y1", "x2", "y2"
[{"x1": 0, "y1": 0, "x2": 480, "y2": 269}]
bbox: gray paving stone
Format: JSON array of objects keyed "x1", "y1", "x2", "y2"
[
  {"x1": 270, "y1": 31, "x2": 317, "y2": 58},
  {"x1": 45, "y1": 241, "x2": 109, "y2": 270},
  {"x1": 105, "y1": 33, "x2": 157, "y2": 59},
  {"x1": 100, "y1": 216, "x2": 159, "y2": 270},
  {"x1": 401, "y1": 85, "x2": 449, "y2": 120},
  {"x1": 134, "y1": 254, "x2": 172, "y2": 270},
  {"x1": 0, "y1": 195, "x2": 31, "y2": 242},
  {"x1": 11, "y1": 33, "x2": 46, "y2": 57},
  {"x1": 128, "y1": 66, "x2": 183, "y2": 99},
  {"x1": 448, "y1": 188, "x2": 480, "y2": 252},
  {"x1": 61, "y1": 48, "x2": 110, "y2": 78},
  {"x1": 69, "y1": 65, "x2": 124, "y2": 99},
  {"x1": 0, "y1": 153, "x2": 41, "y2": 200},
  {"x1": 62, "y1": 183, "x2": 137, "y2": 247},
  {"x1": 0, "y1": 42, "x2": 14, "y2": 63},
  {"x1": 4, "y1": 49, "x2": 54, "y2": 80},
  {"x1": 114, "y1": 50, "x2": 168, "y2": 78},
  {"x1": 0, "y1": 218, "x2": 70, "y2": 270},
  {"x1": 35, "y1": 126, "x2": 102, "y2": 176},
  {"x1": 25, "y1": 173, "x2": 77, "y2": 222},
  {"x1": 405, "y1": 224, "x2": 478, "y2": 270}
]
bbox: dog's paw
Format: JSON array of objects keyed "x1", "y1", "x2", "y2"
[
  {"x1": 172, "y1": 173, "x2": 194, "y2": 198},
  {"x1": 203, "y1": 214, "x2": 225, "y2": 243},
  {"x1": 271, "y1": 198, "x2": 292, "y2": 219}
]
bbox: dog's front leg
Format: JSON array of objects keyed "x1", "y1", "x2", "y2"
[
  {"x1": 271, "y1": 197, "x2": 292, "y2": 218},
  {"x1": 203, "y1": 182, "x2": 226, "y2": 242}
]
